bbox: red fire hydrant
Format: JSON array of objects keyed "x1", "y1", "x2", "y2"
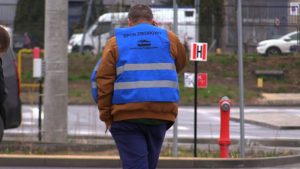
[{"x1": 219, "y1": 96, "x2": 232, "y2": 158}]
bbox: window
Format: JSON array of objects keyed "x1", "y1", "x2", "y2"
[
  {"x1": 289, "y1": 33, "x2": 299, "y2": 40},
  {"x1": 185, "y1": 11, "x2": 194, "y2": 17}
]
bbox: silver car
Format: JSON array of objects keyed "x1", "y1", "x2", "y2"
[{"x1": 0, "y1": 46, "x2": 22, "y2": 142}]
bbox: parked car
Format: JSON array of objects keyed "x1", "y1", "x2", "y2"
[
  {"x1": 12, "y1": 33, "x2": 25, "y2": 52},
  {"x1": 0, "y1": 29, "x2": 22, "y2": 142},
  {"x1": 256, "y1": 31, "x2": 300, "y2": 56}
]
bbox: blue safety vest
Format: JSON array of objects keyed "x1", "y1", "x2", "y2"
[
  {"x1": 91, "y1": 57, "x2": 102, "y2": 103},
  {"x1": 113, "y1": 23, "x2": 179, "y2": 104}
]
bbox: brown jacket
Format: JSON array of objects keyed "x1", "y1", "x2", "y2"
[{"x1": 96, "y1": 27, "x2": 186, "y2": 128}]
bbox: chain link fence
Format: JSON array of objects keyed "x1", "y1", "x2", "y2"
[
  {"x1": 223, "y1": 0, "x2": 300, "y2": 53},
  {"x1": 1, "y1": 0, "x2": 300, "y2": 147}
]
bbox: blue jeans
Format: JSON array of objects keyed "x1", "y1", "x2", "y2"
[{"x1": 110, "y1": 121, "x2": 167, "y2": 169}]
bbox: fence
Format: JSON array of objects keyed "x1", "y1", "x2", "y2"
[
  {"x1": 3, "y1": 1, "x2": 300, "y2": 55},
  {"x1": 223, "y1": 0, "x2": 300, "y2": 53},
  {"x1": 1, "y1": 0, "x2": 300, "y2": 147},
  {"x1": 69, "y1": 1, "x2": 300, "y2": 54}
]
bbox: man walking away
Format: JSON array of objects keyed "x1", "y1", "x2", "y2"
[{"x1": 96, "y1": 4, "x2": 186, "y2": 169}]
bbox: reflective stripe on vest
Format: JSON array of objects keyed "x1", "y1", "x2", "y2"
[
  {"x1": 117, "y1": 63, "x2": 176, "y2": 76},
  {"x1": 91, "y1": 57, "x2": 102, "y2": 103},
  {"x1": 113, "y1": 23, "x2": 179, "y2": 104},
  {"x1": 114, "y1": 80, "x2": 178, "y2": 90}
]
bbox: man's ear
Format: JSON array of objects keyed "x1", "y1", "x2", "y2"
[
  {"x1": 152, "y1": 20, "x2": 157, "y2": 26},
  {"x1": 128, "y1": 19, "x2": 133, "y2": 27}
]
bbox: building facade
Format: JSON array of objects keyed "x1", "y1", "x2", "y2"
[
  {"x1": 222, "y1": 0, "x2": 300, "y2": 52},
  {"x1": 0, "y1": 0, "x2": 18, "y2": 28}
]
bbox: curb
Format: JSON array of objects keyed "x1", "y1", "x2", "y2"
[
  {"x1": 0, "y1": 154, "x2": 300, "y2": 168},
  {"x1": 230, "y1": 116, "x2": 300, "y2": 130},
  {"x1": 158, "y1": 155, "x2": 300, "y2": 168},
  {"x1": 230, "y1": 116, "x2": 281, "y2": 129}
]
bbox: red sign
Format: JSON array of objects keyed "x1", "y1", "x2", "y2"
[
  {"x1": 190, "y1": 42, "x2": 207, "y2": 61},
  {"x1": 197, "y1": 73, "x2": 208, "y2": 88}
]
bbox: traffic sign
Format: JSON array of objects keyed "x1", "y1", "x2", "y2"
[
  {"x1": 190, "y1": 42, "x2": 207, "y2": 61},
  {"x1": 290, "y1": 2, "x2": 300, "y2": 15},
  {"x1": 184, "y1": 72, "x2": 208, "y2": 88},
  {"x1": 197, "y1": 73, "x2": 208, "y2": 88},
  {"x1": 184, "y1": 72, "x2": 194, "y2": 88}
]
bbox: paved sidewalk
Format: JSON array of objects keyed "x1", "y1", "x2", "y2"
[
  {"x1": 231, "y1": 93, "x2": 300, "y2": 129},
  {"x1": 1, "y1": 102, "x2": 300, "y2": 168},
  {"x1": 231, "y1": 112, "x2": 300, "y2": 129},
  {"x1": 260, "y1": 93, "x2": 300, "y2": 105}
]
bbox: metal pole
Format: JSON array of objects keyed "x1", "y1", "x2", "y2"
[
  {"x1": 195, "y1": 0, "x2": 200, "y2": 42},
  {"x1": 193, "y1": 0, "x2": 200, "y2": 158},
  {"x1": 80, "y1": 0, "x2": 93, "y2": 53},
  {"x1": 237, "y1": 0, "x2": 245, "y2": 158},
  {"x1": 38, "y1": 78, "x2": 43, "y2": 141},
  {"x1": 172, "y1": 0, "x2": 178, "y2": 157},
  {"x1": 194, "y1": 62, "x2": 198, "y2": 158},
  {"x1": 298, "y1": 4, "x2": 300, "y2": 53}
]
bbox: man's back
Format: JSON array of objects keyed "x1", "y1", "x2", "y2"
[
  {"x1": 96, "y1": 24, "x2": 186, "y2": 127},
  {"x1": 96, "y1": 4, "x2": 186, "y2": 169}
]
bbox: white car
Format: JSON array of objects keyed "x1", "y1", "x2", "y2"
[{"x1": 256, "y1": 31, "x2": 299, "y2": 56}]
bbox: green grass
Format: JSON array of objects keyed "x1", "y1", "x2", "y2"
[
  {"x1": 21, "y1": 70, "x2": 34, "y2": 82},
  {"x1": 68, "y1": 73, "x2": 90, "y2": 82},
  {"x1": 68, "y1": 84, "x2": 94, "y2": 104},
  {"x1": 179, "y1": 83, "x2": 238, "y2": 105},
  {"x1": 208, "y1": 54, "x2": 236, "y2": 65},
  {"x1": 223, "y1": 71, "x2": 238, "y2": 78},
  {"x1": 291, "y1": 60, "x2": 300, "y2": 68},
  {"x1": 67, "y1": 53, "x2": 100, "y2": 83},
  {"x1": 274, "y1": 87, "x2": 288, "y2": 93},
  {"x1": 20, "y1": 53, "x2": 300, "y2": 105}
]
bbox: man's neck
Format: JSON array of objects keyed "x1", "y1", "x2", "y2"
[{"x1": 129, "y1": 19, "x2": 153, "y2": 27}]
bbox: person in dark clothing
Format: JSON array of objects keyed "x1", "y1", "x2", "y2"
[
  {"x1": 23, "y1": 32, "x2": 32, "y2": 49},
  {"x1": 0, "y1": 25, "x2": 10, "y2": 114}
]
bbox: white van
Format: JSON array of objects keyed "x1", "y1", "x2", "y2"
[{"x1": 68, "y1": 8, "x2": 196, "y2": 54}]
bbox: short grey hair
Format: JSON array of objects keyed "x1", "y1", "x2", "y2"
[{"x1": 128, "y1": 4, "x2": 153, "y2": 23}]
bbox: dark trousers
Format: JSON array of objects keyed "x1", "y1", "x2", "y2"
[{"x1": 110, "y1": 121, "x2": 167, "y2": 169}]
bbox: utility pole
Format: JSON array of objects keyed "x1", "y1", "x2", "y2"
[
  {"x1": 172, "y1": 0, "x2": 178, "y2": 157},
  {"x1": 44, "y1": 0, "x2": 68, "y2": 143},
  {"x1": 237, "y1": 0, "x2": 245, "y2": 158},
  {"x1": 80, "y1": 0, "x2": 93, "y2": 54}
]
